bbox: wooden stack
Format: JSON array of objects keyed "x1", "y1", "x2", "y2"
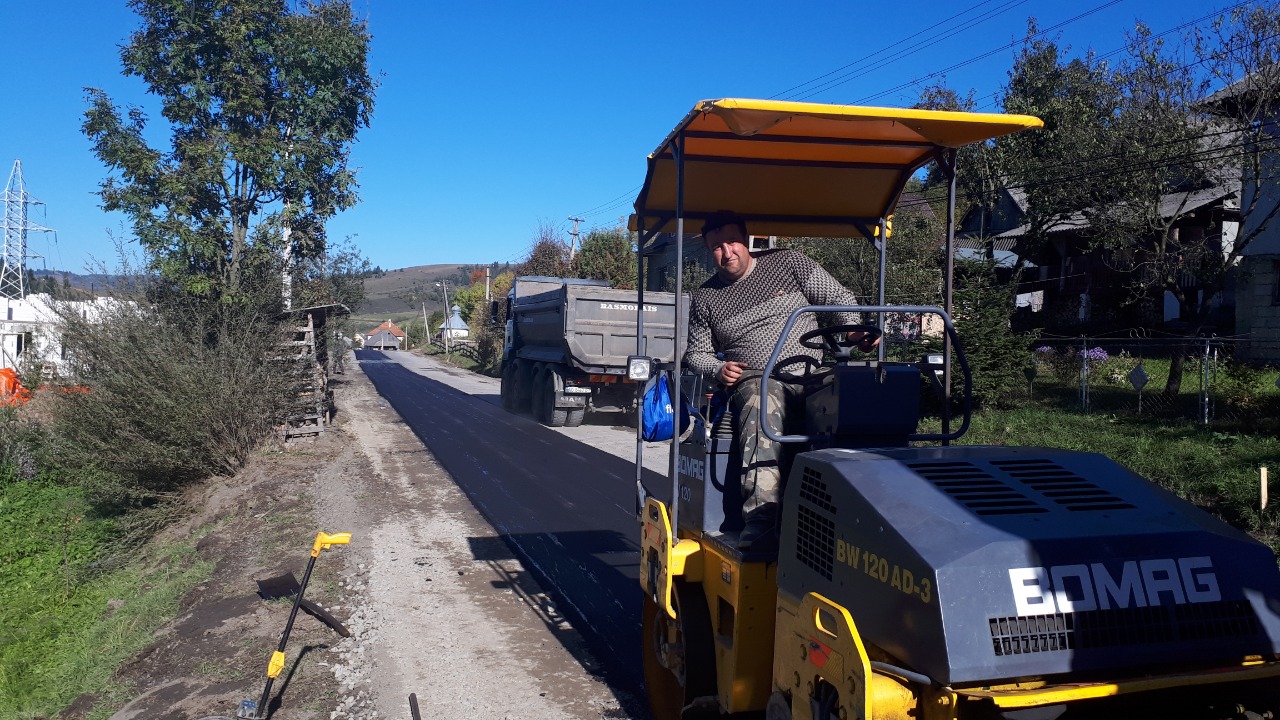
[{"x1": 283, "y1": 310, "x2": 328, "y2": 438}]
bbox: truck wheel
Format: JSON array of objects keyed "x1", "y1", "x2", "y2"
[
  {"x1": 514, "y1": 361, "x2": 533, "y2": 413},
  {"x1": 501, "y1": 363, "x2": 517, "y2": 411},
  {"x1": 566, "y1": 408, "x2": 586, "y2": 427},
  {"x1": 642, "y1": 581, "x2": 717, "y2": 720},
  {"x1": 540, "y1": 373, "x2": 568, "y2": 427}
]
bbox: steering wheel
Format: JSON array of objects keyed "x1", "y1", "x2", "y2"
[{"x1": 798, "y1": 324, "x2": 883, "y2": 360}]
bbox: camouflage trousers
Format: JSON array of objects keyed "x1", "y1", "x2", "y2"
[{"x1": 729, "y1": 375, "x2": 806, "y2": 514}]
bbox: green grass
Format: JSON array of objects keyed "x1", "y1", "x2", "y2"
[{"x1": 0, "y1": 478, "x2": 214, "y2": 719}]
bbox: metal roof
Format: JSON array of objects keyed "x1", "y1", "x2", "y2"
[{"x1": 631, "y1": 98, "x2": 1042, "y2": 241}]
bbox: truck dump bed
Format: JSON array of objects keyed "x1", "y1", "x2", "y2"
[{"x1": 512, "y1": 277, "x2": 683, "y2": 373}]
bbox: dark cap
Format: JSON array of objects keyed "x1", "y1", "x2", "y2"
[{"x1": 700, "y1": 210, "x2": 747, "y2": 239}]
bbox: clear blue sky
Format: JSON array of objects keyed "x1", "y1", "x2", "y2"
[{"x1": 0, "y1": 0, "x2": 1245, "y2": 274}]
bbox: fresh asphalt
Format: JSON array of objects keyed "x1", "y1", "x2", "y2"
[{"x1": 353, "y1": 348, "x2": 674, "y2": 698}]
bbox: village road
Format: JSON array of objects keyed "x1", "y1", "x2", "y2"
[{"x1": 352, "y1": 349, "x2": 674, "y2": 701}]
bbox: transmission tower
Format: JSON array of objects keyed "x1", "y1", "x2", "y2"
[{"x1": 1, "y1": 160, "x2": 53, "y2": 299}]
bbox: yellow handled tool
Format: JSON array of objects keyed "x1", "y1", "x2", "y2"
[{"x1": 240, "y1": 531, "x2": 352, "y2": 719}]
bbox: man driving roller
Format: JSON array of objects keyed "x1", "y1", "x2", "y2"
[{"x1": 685, "y1": 210, "x2": 875, "y2": 549}]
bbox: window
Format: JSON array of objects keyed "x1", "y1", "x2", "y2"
[{"x1": 1273, "y1": 261, "x2": 1280, "y2": 306}]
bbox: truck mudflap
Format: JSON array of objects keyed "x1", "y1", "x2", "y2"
[{"x1": 640, "y1": 497, "x2": 702, "y2": 618}]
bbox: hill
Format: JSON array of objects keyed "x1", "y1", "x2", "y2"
[{"x1": 355, "y1": 263, "x2": 515, "y2": 328}]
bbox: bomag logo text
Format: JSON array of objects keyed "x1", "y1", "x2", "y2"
[
  {"x1": 677, "y1": 455, "x2": 704, "y2": 479},
  {"x1": 1008, "y1": 557, "x2": 1221, "y2": 617},
  {"x1": 599, "y1": 303, "x2": 659, "y2": 312}
]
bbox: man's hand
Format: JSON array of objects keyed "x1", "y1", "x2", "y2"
[
  {"x1": 846, "y1": 331, "x2": 881, "y2": 353},
  {"x1": 719, "y1": 360, "x2": 748, "y2": 387}
]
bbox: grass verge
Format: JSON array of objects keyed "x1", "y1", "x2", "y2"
[{"x1": 0, "y1": 479, "x2": 214, "y2": 719}]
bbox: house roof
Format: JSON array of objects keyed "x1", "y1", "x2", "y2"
[
  {"x1": 366, "y1": 330, "x2": 400, "y2": 346},
  {"x1": 368, "y1": 319, "x2": 406, "y2": 338},
  {"x1": 442, "y1": 306, "x2": 469, "y2": 331},
  {"x1": 991, "y1": 185, "x2": 1237, "y2": 240}
]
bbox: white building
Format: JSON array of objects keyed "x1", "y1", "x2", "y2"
[{"x1": 0, "y1": 293, "x2": 122, "y2": 372}]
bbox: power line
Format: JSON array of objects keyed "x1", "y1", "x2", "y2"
[
  {"x1": 972, "y1": 0, "x2": 1261, "y2": 111},
  {"x1": 772, "y1": 0, "x2": 1025, "y2": 101},
  {"x1": 854, "y1": 0, "x2": 1126, "y2": 105}
]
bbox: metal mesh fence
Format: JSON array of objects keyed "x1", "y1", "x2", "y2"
[{"x1": 1024, "y1": 335, "x2": 1280, "y2": 429}]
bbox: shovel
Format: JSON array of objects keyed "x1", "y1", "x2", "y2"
[
  {"x1": 238, "y1": 531, "x2": 352, "y2": 719},
  {"x1": 256, "y1": 572, "x2": 351, "y2": 638}
]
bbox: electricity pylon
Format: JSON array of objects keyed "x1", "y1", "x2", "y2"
[{"x1": 1, "y1": 160, "x2": 53, "y2": 299}]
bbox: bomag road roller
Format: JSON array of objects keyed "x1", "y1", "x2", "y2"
[{"x1": 625, "y1": 99, "x2": 1280, "y2": 720}]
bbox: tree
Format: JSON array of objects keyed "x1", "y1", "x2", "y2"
[
  {"x1": 572, "y1": 227, "x2": 637, "y2": 288},
  {"x1": 517, "y1": 223, "x2": 571, "y2": 278},
  {"x1": 952, "y1": 258, "x2": 1035, "y2": 408},
  {"x1": 780, "y1": 208, "x2": 943, "y2": 307},
  {"x1": 995, "y1": 25, "x2": 1123, "y2": 262},
  {"x1": 82, "y1": 0, "x2": 376, "y2": 297}
]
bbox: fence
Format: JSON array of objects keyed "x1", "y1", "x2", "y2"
[{"x1": 1025, "y1": 334, "x2": 1280, "y2": 428}]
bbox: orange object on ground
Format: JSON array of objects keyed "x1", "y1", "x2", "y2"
[{"x1": 0, "y1": 368, "x2": 31, "y2": 406}]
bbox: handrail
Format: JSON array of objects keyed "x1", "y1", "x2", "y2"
[{"x1": 758, "y1": 305, "x2": 972, "y2": 444}]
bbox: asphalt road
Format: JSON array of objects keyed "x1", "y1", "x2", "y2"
[{"x1": 354, "y1": 349, "x2": 671, "y2": 698}]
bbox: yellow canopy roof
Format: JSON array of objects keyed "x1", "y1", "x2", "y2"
[{"x1": 632, "y1": 98, "x2": 1042, "y2": 240}]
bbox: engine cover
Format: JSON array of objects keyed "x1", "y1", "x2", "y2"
[{"x1": 777, "y1": 445, "x2": 1280, "y2": 686}]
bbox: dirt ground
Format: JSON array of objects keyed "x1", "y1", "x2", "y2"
[{"x1": 62, "y1": 357, "x2": 639, "y2": 720}]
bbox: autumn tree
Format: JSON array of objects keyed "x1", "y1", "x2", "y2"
[{"x1": 82, "y1": 0, "x2": 377, "y2": 298}]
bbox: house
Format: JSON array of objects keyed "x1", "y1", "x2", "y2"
[
  {"x1": 0, "y1": 293, "x2": 126, "y2": 373},
  {"x1": 1206, "y1": 73, "x2": 1280, "y2": 363},
  {"x1": 439, "y1": 305, "x2": 470, "y2": 341},
  {"x1": 365, "y1": 329, "x2": 401, "y2": 351},
  {"x1": 365, "y1": 319, "x2": 406, "y2": 350},
  {"x1": 958, "y1": 183, "x2": 1240, "y2": 335}
]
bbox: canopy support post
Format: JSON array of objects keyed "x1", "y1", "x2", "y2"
[
  {"x1": 938, "y1": 148, "x2": 958, "y2": 444},
  {"x1": 635, "y1": 215, "x2": 647, "y2": 496},
  {"x1": 668, "y1": 132, "x2": 687, "y2": 532},
  {"x1": 877, "y1": 216, "x2": 888, "y2": 362}
]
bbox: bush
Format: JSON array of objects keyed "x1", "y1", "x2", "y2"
[
  {"x1": 953, "y1": 260, "x2": 1039, "y2": 408},
  {"x1": 45, "y1": 281, "x2": 294, "y2": 496}
]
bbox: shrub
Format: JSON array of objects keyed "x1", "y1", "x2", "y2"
[
  {"x1": 45, "y1": 281, "x2": 294, "y2": 495},
  {"x1": 952, "y1": 260, "x2": 1039, "y2": 409}
]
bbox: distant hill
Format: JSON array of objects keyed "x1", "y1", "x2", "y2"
[{"x1": 357, "y1": 262, "x2": 516, "y2": 322}]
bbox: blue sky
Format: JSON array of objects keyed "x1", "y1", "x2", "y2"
[{"x1": 0, "y1": 0, "x2": 1245, "y2": 274}]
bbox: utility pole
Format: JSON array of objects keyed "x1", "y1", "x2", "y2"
[
  {"x1": 484, "y1": 267, "x2": 491, "y2": 302},
  {"x1": 427, "y1": 301, "x2": 437, "y2": 348},
  {"x1": 567, "y1": 216, "x2": 584, "y2": 260},
  {"x1": 1, "y1": 160, "x2": 53, "y2": 300}
]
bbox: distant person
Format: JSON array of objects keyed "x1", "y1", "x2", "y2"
[{"x1": 685, "y1": 210, "x2": 874, "y2": 549}]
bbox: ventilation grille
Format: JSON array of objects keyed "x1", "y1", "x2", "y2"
[
  {"x1": 991, "y1": 458, "x2": 1136, "y2": 512},
  {"x1": 795, "y1": 467, "x2": 836, "y2": 580},
  {"x1": 989, "y1": 600, "x2": 1261, "y2": 657},
  {"x1": 908, "y1": 461, "x2": 1048, "y2": 516}
]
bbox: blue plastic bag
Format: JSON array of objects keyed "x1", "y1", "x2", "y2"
[
  {"x1": 642, "y1": 374, "x2": 691, "y2": 441},
  {"x1": 642, "y1": 374, "x2": 675, "y2": 441}
]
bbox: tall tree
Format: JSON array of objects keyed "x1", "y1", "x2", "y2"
[
  {"x1": 83, "y1": 0, "x2": 376, "y2": 297},
  {"x1": 996, "y1": 25, "x2": 1123, "y2": 261}
]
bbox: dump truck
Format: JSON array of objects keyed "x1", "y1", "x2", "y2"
[{"x1": 498, "y1": 276, "x2": 683, "y2": 427}]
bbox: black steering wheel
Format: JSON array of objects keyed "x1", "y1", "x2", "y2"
[{"x1": 798, "y1": 323, "x2": 883, "y2": 360}]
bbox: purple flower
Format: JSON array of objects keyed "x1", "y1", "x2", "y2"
[{"x1": 1081, "y1": 347, "x2": 1109, "y2": 362}]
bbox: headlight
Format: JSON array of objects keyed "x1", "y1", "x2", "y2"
[{"x1": 627, "y1": 355, "x2": 652, "y2": 382}]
